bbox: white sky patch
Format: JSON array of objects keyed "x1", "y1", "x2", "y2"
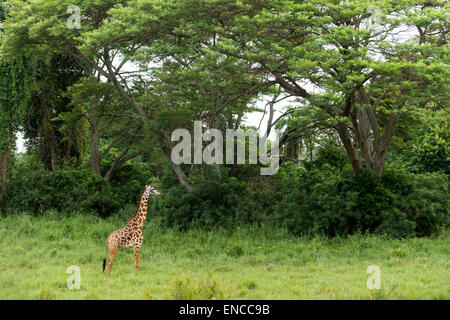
[
  {"x1": 15, "y1": 131, "x2": 26, "y2": 153},
  {"x1": 243, "y1": 95, "x2": 300, "y2": 141}
]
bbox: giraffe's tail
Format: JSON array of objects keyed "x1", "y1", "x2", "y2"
[{"x1": 102, "y1": 239, "x2": 108, "y2": 272}]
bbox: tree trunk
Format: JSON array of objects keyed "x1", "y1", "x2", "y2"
[
  {"x1": 90, "y1": 116, "x2": 101, "y2": 176},
  {"x1": 43, "y1": 99, "x2": 58, "y2": 171},
  {"x1": 202, "y1": 164, "x2": 210, "y2": 180},
  {"x1": 172, "y1": 162, "x2": 193, "y2": 190},
  {"x1": 350, "y1": 107, "x2": 373, "y2": 171},
  {"x1": 352, "y1": 88, "x2": 402, "y2": 175},
  {"x1": 104, "y1": 150, "x2": 142, "y2": 181},
  {"x1": 88, "y1": 96, "x2": 101, "y2": 176},
  {"x1": 48, "y1": 136, "x2": 58, "y2": 172},
  {"x1": 160, "y1": 133, "x2": 193, "y2": 190},
  {"x1": 336, "y1": 122, "x2": 362, "y2": 173},
  {"x1": 373, "y1": 113, "x2": 398, "y2": 175}
]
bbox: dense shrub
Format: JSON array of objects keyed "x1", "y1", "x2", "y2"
[
  {"x1": 272, "y1": 168, "x2": 448, "y2": 238},
  {"x1": 395, "y1": 172, "x2": 449, "y2": 236},
  {"x1": 308, "y1": 146, "x2": 348, "y2": 171},
  {"x1": 390, "y1": 118, "x2": 450, "y2": 175},
  {"x1": 152, "y1": 159, "x2": 448, "y2": 237},
  {"x1": 151, "y1": 177, "x2": 276, "y2": 230},
  {"x1": 107, "y1": 163, "x2": 152, "y2": 207},
  {"x1": 2, "y1": 148, "x2": 448, "y2": 238},
  {"x1": 1, "y1": 156, "x2": 146, "y2": 216}
]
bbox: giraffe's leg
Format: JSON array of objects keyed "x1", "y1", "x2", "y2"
[
  {"x1": 107, "y1": 245, "x2": 119, "y2": 276},
  {"x1": 133, "y1": 235, "x2": 143, "y2": 273},
  {"x1": 133, "y1": 245, "x2": 141, "y2": 273}
]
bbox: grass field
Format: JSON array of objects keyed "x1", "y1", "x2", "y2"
[{"x1": 0, "y1": 213, "x2": 448, "y2": 300}]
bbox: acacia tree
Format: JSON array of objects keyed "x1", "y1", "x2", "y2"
[
  {"x1": 147, "y1": 28, "x2": 273, "y2": 179},
  {"x1": 207, "y1": 0, "x2": 449, "y2": 174},
  {"x1": 76, "y1": 0, "x2": 269, "y2": 186},
  {"x1": 95, "y1": 1, "x2": 287, "y2": 182}
]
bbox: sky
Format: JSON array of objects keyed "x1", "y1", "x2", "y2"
[{"x1": 15, "y1": 132, "x2": 25, "y2": 153}]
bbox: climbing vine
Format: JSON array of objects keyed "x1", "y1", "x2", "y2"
[
  {"x1": 0, "y1": 57, "x2": 34, "y2": 148},
  {"x1": 0, "y1": 2, "x2": 35, "y2": 190}
]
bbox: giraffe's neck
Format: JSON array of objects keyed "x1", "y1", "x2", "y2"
[{"x1": 127, "y1": 192, "x2": 149, "y2": 229}]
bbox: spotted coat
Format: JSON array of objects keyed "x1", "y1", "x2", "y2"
[{"x1": 104, "y1": 184, "x2": 162, "y2": 275}]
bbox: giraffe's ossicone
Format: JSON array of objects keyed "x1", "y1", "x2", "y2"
[{"x1": 103, "y1": 184, "x2": 162, "y2": 275}]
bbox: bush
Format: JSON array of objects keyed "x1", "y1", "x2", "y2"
[
  {"x1": 1, "y1": 155, "x2": 147, "y2": 217},
  {"x1": 272, "y1": 168, "x2": 448, "y2": 238},
  {"x1": 3, "y1": 148, "x2": 448, "y2": 239},
  {"x1": 152, "y1": 178, "x2": 272, "y2": 230},
  {"x1": 390, "y1": 116, "x2": 450, "y2": 175},
  {"x1": 395, "y1": 172, "x2": 449, "y2": 236},
  {"x1": 151, "y1": 160, "x2": 448, "y2": 238}
]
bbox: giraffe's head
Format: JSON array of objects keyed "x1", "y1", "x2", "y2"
[{"x1": 143, "y1": 184, "x2": 162, "y2": 197}]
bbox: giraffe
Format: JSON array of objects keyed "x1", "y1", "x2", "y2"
[{"x1": 103, "y1": 184, "x2": 162, "y2": 275}]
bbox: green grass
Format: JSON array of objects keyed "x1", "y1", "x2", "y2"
[{"x1": 0, "y1": 213, "x2": 448, "y2": 300}]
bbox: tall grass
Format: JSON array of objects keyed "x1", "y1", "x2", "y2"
[{"x1": 0, "y1": 213, "x2": 448, "y2": 299}]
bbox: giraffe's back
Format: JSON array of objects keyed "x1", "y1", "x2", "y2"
[{"x1": 108, "y1": 226, "x2": 142, "y2": 249}]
